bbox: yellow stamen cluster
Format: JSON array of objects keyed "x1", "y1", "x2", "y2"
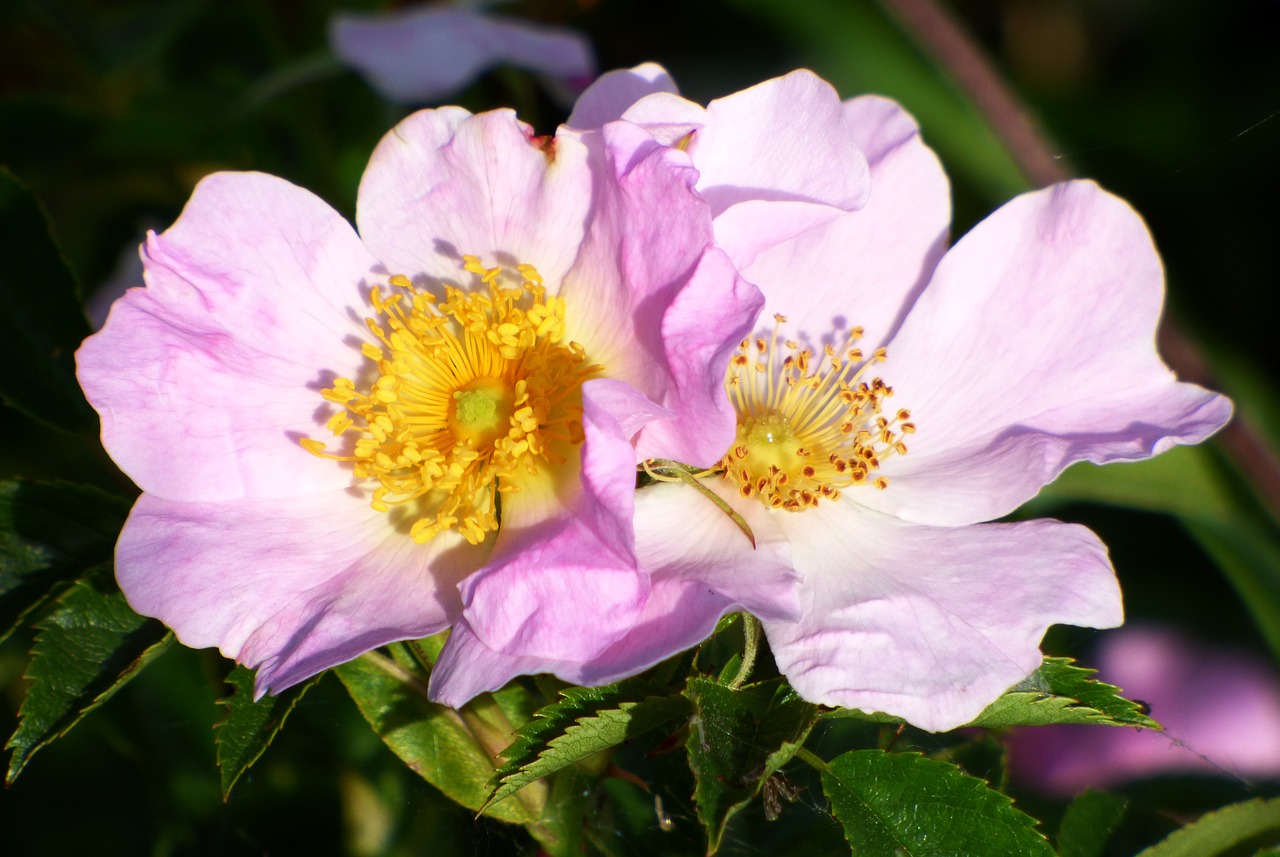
[
  {"x1": 721, "y1": 314, "x2": 914, "y2": 510},
  {"x1": 302, "y1": 256, "x2": 601, "y2": 544}
]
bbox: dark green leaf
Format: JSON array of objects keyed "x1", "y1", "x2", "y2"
[
  {"x1": 1135, "y1": 796, "x2": 1280, "y2": 857},
  {"x1": 821, "y1": 750, "x2": 1055, "y2": 856},
  {"x1": 685, "y1": 677, "x2": 818, "y2": 854},
  {"x1": 0, "y1": 168, "x2": 97, "y2": 432},
  {"x1": 964, "y1": 657, "x2": 1160, "y2": 729},
  {"x1": 5, "y1": 570, "x2": 170, "y2": 783},
  {"x1": 1059, "y1": 791, "x2": 1129, "y2": 857},
  {"x1": 214, "y1": 665, "x2": 321, "y2": 800},
  {"x1": 334, "y1": 652, "x2": 540, "y2": 826},
  {"x1": 940, "y1": 734, "x2": 1007, "y2": 790},
  {"x1": 0, "y1": 479, "x2": 131, "y2": 643},
  {"x1": 484, "y1": 678, "x2": 692, "y2": 813}
]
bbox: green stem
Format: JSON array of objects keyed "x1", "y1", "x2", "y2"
[
  {"x1": 793, "y1": 746, "x2": 828, "y2": 773},
  {"x1": 729, "y1": 614, "x2": 762, "y2": 689}
]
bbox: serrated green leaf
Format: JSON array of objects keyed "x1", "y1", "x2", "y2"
[
  {"x1": 0, "y1": 168, "x2": 97, "y2": 432},
  {"x1": 485, "y1": 677, "x2": 691, "y2": 813},
  {"x1": 1135, "y1": 796, "x2": 1280, "y2": 857},
  {"x1": 685, "y1": 677, "x2": 818, "y2": 854},
  {"x1": 964, "y1": 657, "x2": 1160, "y2": 729},
  {"x1": 819, "y1": 750, "x2": 1055, "y2": 856},
  {"x1": 1058, "y1": 791, "x2": 1129, "y2": 857},
  {"x1": 0, "y1": 479, "x2": 131, "y2": 643},
  {"x1": 214, "y1": 665, "x2": 321, "y2": 800},
  {"x1": 814, "y1": 657, "x2": 1157, "y2": 730},
  {"x1": 5, "y1": 570, "x2": 170, "y2": 783},
  {"x1": 334, "y1": 652, "x2": 541, "y2": 826}
]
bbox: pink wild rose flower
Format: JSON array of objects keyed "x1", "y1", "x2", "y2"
[
  {"x1": 431, "y1": 66, "x2": 1234, "y2": 731},
  {"x1": 75, "y1": 104, "x2": 783, "y2": 697}
]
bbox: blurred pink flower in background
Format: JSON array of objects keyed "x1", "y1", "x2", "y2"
[
  {"x1": 1008, "y1": 624, "x2": 1280, "y2": 794},
  {"x1": 330, "y1": 3, "x2": 595, "y2": 104}
]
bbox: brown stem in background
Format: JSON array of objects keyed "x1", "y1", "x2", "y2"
[{"x1": 877, "y1": 0, "x2": 1280, "y2": 522}]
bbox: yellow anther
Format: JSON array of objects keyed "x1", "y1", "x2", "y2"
[
  {"x1": 302, "y1": 256, "x2": 601, "y2": 544},
  {"x1": 720, "y1": 318, "x2": 913, "y2": 511}
]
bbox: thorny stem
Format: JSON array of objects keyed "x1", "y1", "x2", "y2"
[
  {"x1": 876, "y1": 0, "x2": 1280, "y2": 525},
  {"x1": 729, "y1": 614, "x2": 762, "y2": 689}
]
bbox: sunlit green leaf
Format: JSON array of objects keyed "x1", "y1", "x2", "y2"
[
  {"x1": 816, "y1": 657, "x2": 1158, "y2": 730},
  {"x1": 685, "y1": 677, "x2": 818, "y2": 854},
  {"x1": 334, "y1": 652, "x2": 539, "y2": 826},
  {"x1": 964, "y1": 657, "x2": 1160, "y2": 729},
  {"x1": 0, "y1": 168, "x2": 96, "y2": 432},
  {"x1": 0, "y1": 480, "x2": 130, "y2": 643},
  {"x1": 1135, "y1": 796, "x2": 1280, "y2": 857},
  {"x1": 485, "y1": 678, "x2": 691, "y2": 814},
  {"x1": 5, "y1": 570, "x2": 170, "y2": 783},
  {"x1": 214, "y1": 665, "x2": 321, "y2": 800},
  {"x1": 820, "y1": 750, "x2": 1054, "y2": 856}
]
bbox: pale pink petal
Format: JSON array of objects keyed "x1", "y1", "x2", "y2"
[
  {"x1": 431, "y1": 479, "x2": 799, "y2": 706},
  {"x1": 765, "y1": 504, "x2": 1122, "y2": 732},
  {"x1": 617, "y1": 91, "x2": 708, "y2": 146},
  {"x1": 859, "y1": 181, "x2": 1232, "y2": 526},
  {"x1": 430, "y1": 620, "x2": 558, "y2": 705},
  {"x1": 688, "y1": 70, "x2": 870, "y2": 216},
  {"x1": 357, "y1": 109, "x2": 592, "y2": 287},
  {"x1": 635, "y1": 248, "x2": 763, "y2": 466},
  {"x1": 117, "y1": 490, "x2": 484, "y2": 694},
  {"x1": 330, "y1": 7, "x2": 594, "y2": 104},
  {"x1": 554, "y1": 121, "x2": 706, "y2": 370},
  {"x1": 735, "y1": 95, "x2": 950, "y2": 349},
  {"x1": 76, "y1": 172, "x2": 376, "y2": 503},
  {"x1": 431, "y1": 579, "x2": 738, "y2": 707},
  {"x1": 556, "y1": 121, "x2": 760, "y2": 467},
  {"x1": 632, "y1": 481, "x2": 799, "y2": 623},
  {"x1": 583, "y1": 377, "x2": 673, "y2": 445},
  {"x1": 456, "y1": 383, "x2": 646, "y2": 662},
  {"x1": 567, "y1": 62, "x2": 678, "y2": 129}
]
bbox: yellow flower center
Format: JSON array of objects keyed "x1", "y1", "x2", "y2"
[
  {"x1": 721, "y1": 314, "x2": 914, "y2": 510},
  {"x1": 302, "y1": 255, "x2": 602, "y2": 545}
]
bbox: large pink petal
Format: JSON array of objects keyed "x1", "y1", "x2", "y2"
[
  {"x1": 554, "y1": 121, "x2": 709, "y2": 370},
  {"x1": 456, "y1": 382, "x2": 646, "y2": 662},
  {"x1": 430, "y1": 480, "x2": 799, "y2": 706},
  {"x1": 331, "y1": 7, "x2": 593, "y2": 104},
  {"x1": 357, "y1": 109, "x2": 592, "y2": 288},
  {"x1": 766, "y1": 505, "x2": 1122, "y2": 732},
  {"x1": 636, "y1": 248, "x2": 763, "y2": 466},
  {"x1": 618, "y1": 72, "x2": 870, "y2": 242},
  {"x1": 76, "y1": 172, "x2": 375, "y2": 503},
  {"x1": 117, "y1": 490, "x2": 484, "y2": 695},
  {"x1": 691, "y1": 70, "x2": 870, "y2": 217},
  {"x1": 860, "y1": 181, "x2": 1232, "y2": 526},
  {"x1": 632, "y1": 480, "x2": 799, "y2": 623},
  {"x1": 735, "y1": 95, "x2": 950, "y2": 350},
  {"x1": 557, "y1": 121, "x2": 759, "y2": 467},
  {"x1": 567, "y1": 62, "x2": 678, "y2": 130},
  {"x1": 430, "y1": 579, "x2": 736, "y2": 707}
]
